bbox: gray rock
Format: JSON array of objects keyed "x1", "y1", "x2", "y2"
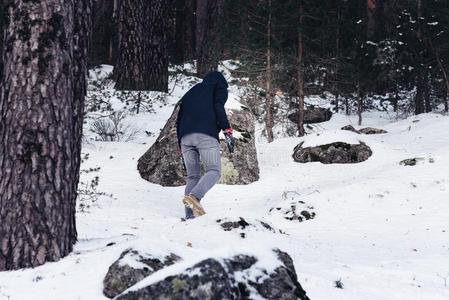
[
  {"x1": 293, "y1": 141, "x2": 372, "y2": 164},
  {"x1": 137, "y1": 102, "x2": 259, "y2": 186},
  {"x1": 341, "y1": 125, "x2": 360, "y2": 134},
  {"x1": 219, "y1": 106, "x2": 259, "y2": 185},
  {"x1": 288, "y1": 106, "x2": 332, "y2": 124},
  {"x1": 341, "y1": 125, "x2": 387, "y2": 135},
  {"x1": 116, "y1": 250, "x2": 310, "y2": 300},
  {"x1": 137, "y1": 103, "x2": 184, "y2": 187},
  {"x1": 399, "y1": 157, "x2": 426, "y2": 166},
  {"x1": 359, "y1": 127, "x2": 388, "y2": 135},
  {"x1": 400, "y1": 158, "x2": 417, "y2": 166},
  {"x1": 216, "y1": 217, "x2": 281, "y2": 238},
  {"x1": 103, "y1": 249, "x2": 180, "y2": 298}
]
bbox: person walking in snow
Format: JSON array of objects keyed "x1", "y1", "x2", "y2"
[{"x1": 176, "y1": 71, "x2": 235, "y2": 219}]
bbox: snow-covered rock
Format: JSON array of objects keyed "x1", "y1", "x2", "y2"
[
  {"x1": 115, "y1": 249, "x2": 309, "y2": 300},
  {"x1": 103, "y1": 249, "x2": 180, "y2": 298},
  {"x1": 341, "y1": 125, "x2": 388, "y2": 135},
  {"x1": 288, "y1": 106, "x2": 333, "y2": 124},
  {"x1": 293, "y1": 141, "x2": 372, "y2": 164},
  {"x1": 340, "y1": 124, "x2": 361, "y2": 134},
  {"x1": 359, "y1": 127, "x2": 388, "y2": 135}
]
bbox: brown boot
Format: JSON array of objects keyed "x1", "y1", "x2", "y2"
[{"x1": 182, "y1": 194, "x2": 206, "y2": 217}]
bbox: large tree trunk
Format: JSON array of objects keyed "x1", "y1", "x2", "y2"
[
  {"x1": 195, "y1": 0, "x2": 224, "y2": 77},
  {"x1": 115, "y1": 0, "x2": 168, "y2": 92},
  {"x1": 296, "y1": 0, "x2": 305, "y2": 137},
  {"x1": 0, "y1": 0, "x2": 91, "y2": 271},
  {"x1": 0, "y1": 1, "x2": 4, "y2": 75},
  {"x1": 72, "y1": 0, "x2": 92, "y2": 243}
]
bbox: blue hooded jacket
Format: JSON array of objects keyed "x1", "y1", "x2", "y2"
[{"x1": 176, "y1": 71, "x2": 231, "y2": 144}]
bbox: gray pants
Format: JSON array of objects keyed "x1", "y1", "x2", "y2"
[{"x1": 181, "y1": 133, "x2": 221, "y2": 218}]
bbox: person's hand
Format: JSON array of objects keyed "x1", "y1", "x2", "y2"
[
  {"x1": 223, "y1": 128, "x2": 235, "y2": 154},
  {"x1": 223, "y1": 128, "x2": 233, "y2": 135}
]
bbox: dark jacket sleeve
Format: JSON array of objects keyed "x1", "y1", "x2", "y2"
[
  {"x1": 213, "y1": 81, "x2": 231, "y2": 130},
  {"x1": 175, "y1": 101, "x2": 182, "y2": 147}
]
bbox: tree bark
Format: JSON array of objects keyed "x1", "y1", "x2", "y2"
[
  {"x1": 0, "y1": 0, "x2": 91, "y2": 271},
  {"x1": 444, "y1": 84, "x2": 448, "y2": 113},
  {"x1": 89, "y1": 0, "x2": 116, "y2": 66},
  {"x1": 174, "y1": 0, "x2": 195, "y2": 64},
  {"x1": 296, "y1": 0, "x2": 305, "y2": 137},
  {"x1": 0, "y1": 1, "x2": 4, "y2": 76},
  {"x1": 357, "y1": 82, "x2": 363, "y2": 125},
  {"x1": 424, "y1": 75, "x2": 431, "y2": 113},
  {"x1": 414, "y1": 0, "x2": 427, "y2": 115},
  {"x1": 148, "y1": 0, "x2": 169, "y2": 92},
  {"x1": 115, "y1": 0, "x2": 168, "y2": 92},
  {"x1": 433, "y1": 45, "x2": 449, "y2": 111},
  {"x1": 72, "y1": 0, "x2": 92, "y2": 243},
  {"x1": 265, "y1": 0, "x2": 274, "y2": 143},
  {"x1": 367, "y1": 0, "x2": 376, "y2": 39},
  {"x1": 334, "y1": 1, "x2": 341, "y2": 113},
  {"x1": 195, "y1": 0, "x2": 224, "y2": 77},
  {"x1": 415, "y1": 74, "x2": 425, "y2": 115}
]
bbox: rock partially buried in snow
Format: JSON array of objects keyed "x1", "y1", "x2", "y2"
[
  {"x1": 288, "y1": 106, "x2": 332, "y2": 124},
  {"x1": 293, "y1": 141, "x2": 372, "y2": 164},
  {"x1": 399, "y1": 157, "x2": 432, "y2": 166},
  {"x1": 115, "y1": 249, "x2": 310, "y2": 300},
  {"x1": 358, "y1": 127, "x2": 388, "y2": 135},
  {"x1": 137, "y1": 102, "x2": 259, "y2": 186},
  {"x1": 340, "y1": 125, "x2": 360, "y2": 134},
  {"x1": 270, "y1": 201, "x2": 316, "y2": 223},
  {"x1": 341, "y1": 125, "x2": 387, "y2": 135},
  {"x1": 216, "y1": 217, "x2": 284, "y2": 238},
  {"x1": 103, "y1": 249, "x2": 181, "y2": 298}
]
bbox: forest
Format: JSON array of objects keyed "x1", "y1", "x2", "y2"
[
  {"x1": 0, "y1": 1, "x2": 448, "y2": 300},
  {"x1": 87, "y1": 0, "x2": 449, "y2": 132}
]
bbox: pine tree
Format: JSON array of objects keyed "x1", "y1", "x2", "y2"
[{"x1": 0, "y1": 0, "x2": 91, "y2": 271}]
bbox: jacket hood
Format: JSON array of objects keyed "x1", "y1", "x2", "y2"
[{"x1": 202, "y1": 71, "x2": 228, "y2": 87}]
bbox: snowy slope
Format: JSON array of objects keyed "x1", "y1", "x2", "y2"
[{"x1": 1, "y1": 66, "x2": 449, "y2": 300}]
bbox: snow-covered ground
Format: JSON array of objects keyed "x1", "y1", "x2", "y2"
[{"x1": 1, "y1": 66, "x2": 449, "y2": 300}]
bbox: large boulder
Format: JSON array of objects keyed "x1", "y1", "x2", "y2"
[
  {"x1": 103, "y1": 249, "x2": 181, "y2": 298},
  {"x1": 293, "y1": 141, "x2": 372, "y2": 164},
  {"x1": 137, "y1": 102, "x2": 259, "y2": 186},
  {"x1": 288, "y1": 106, "x2": 332, "y2": 124},
  {"x1": 116, "y1": 250, "x2": 310, "y2": 300},
  {"x1": 219, "y1": 106, "x2": 259, "y2": 185}
]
